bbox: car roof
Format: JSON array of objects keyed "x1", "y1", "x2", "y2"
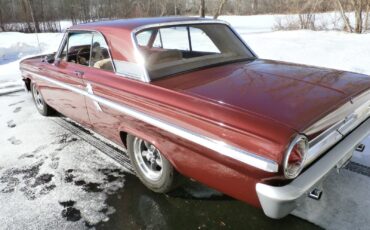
[
  {"x1": 67, "y1": 17, "x2": 228, "y2": 64},
  {"x1": 69, "y1": 16, "x2": 217, "y2": 32}
]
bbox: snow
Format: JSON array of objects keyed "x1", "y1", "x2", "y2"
[
  {"x1": 220, "y1": 14, "x2": 278, "y2": 33},
  {"x1": 0, "y1": 32, "x2": 63, "y2": 90},
  {"x1": 0, "y1": 92, "x2": 128, "y2": 228},
  {"x1": 243, "y1": 30, "x2": 370, "y2": 75}
]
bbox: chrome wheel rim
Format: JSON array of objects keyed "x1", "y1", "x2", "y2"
[
  {"x1": 133, "y1": 137, "x2": 163, "y2": 181},
  {"x1": 32, "y1": 84, "x2": 44, "y2": 111}
]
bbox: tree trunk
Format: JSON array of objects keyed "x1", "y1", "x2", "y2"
[
  {"x1": 214, "y1": 0, "x2": 227, "y2": 19},
  {"x1": 352, "y1": 0, "x2": 363, "y2": 33},
  {"x1": 159, "y1": 2, "x2": 167, "y2": 16},
  {"x1": 174, "y1": 0, "x2": 177, "y2": 15},
  {"x1": 0, "y1": 6, "x2": 4, "y2": 31},
  {"x1": 252, "y1": 0, "x2": 258, "y2": 14},
  {"x1": 199, "y1": 0, "x2": 205, "y2": 17},
  {"x1": 336, "y1": 0, "x2": 353, "y2": 32},
  {"x1": 21, "y1": 0, "x2": 33, "y2": 32},
  {"x1": 365, "y1": 0, "x2": 369, "y2": 31}
]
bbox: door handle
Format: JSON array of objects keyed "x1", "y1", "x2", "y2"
[{"x1": 74, "y1": 70, "x2": 84, "y2": 78}]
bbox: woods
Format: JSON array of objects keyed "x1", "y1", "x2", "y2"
[{"x1": 0, "y1": 0, "x2": 369, "y2": 33}]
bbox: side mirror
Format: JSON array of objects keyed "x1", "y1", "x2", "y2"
[{"x1": 42, "y1": 54, "x2": 55, "y2": 64}]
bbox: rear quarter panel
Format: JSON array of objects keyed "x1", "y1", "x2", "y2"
[{"x1": 82, "y1": 68, "x2": 295, "y2": 207}]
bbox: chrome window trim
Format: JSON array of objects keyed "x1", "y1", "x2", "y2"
[
  {"x1": 130, "y1": 19, "x2": 258, "y2": 83},
  {"x1": 54, "y1": 32, "x2": 68, "y2": 61},
  {"x1": 24, "y1": 70, "x2": 279, "y2": 173},
  {"x1": 304, "y1": 89, "x2": 370, "y2": 166},
  {"x1": 90, "y1": 31, "x2": 117, "y2": 73},
  {"x1": 130, "y1": 28, "x2": 151, "y2": 83}
]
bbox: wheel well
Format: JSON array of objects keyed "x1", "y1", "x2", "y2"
[
  {"x1": 24, "y1": 78, "x2": 31, "y2": 91},
  {"x1": 119, "y1": 131, "x2": 128, "y2": 148}
]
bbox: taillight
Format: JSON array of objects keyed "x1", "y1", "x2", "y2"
[{"x1": 283, "y1": 135, "x2": 308, "y2": 179}]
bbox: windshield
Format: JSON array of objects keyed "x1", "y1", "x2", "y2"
[{"x1": 135, "y1": 23, "x2": 255, "y2": 80}]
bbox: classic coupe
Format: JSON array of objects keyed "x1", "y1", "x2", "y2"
[{"x1": 20, "y1": 17, "x2": 370, "y2": 219}]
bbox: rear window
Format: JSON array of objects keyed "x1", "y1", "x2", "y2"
[{"x1": 135, "y1": 23, "x2": 254, "y2": 80}]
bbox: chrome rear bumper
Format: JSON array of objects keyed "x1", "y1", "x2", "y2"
[{"x1": 256, "y1": 118, "x2": 370, "y2": 219}]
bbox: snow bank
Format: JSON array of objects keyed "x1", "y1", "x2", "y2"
[
  {"x1": 243, "y1": 30, "x2": 370, "y2": 76},
  {"x1": 0, "y1": 32, "x2": 63, "y2": 86}
]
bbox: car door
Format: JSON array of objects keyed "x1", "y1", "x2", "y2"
[
  {"x1": 42, "y1": 31, "x2": 92, "y2": 127},
  {"x1": 81, "y1": 32, "x2": 123, "y2": 143}
]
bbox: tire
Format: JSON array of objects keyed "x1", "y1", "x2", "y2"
[
  {"x1": 31, "y1": 82, "x2": 54, "y2": 116},
  {"x1": 127, "y1": 134, "x2": 181, "y2": 193}
]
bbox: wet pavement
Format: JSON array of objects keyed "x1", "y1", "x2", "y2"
[{"x1": 97, "y1": 175, "x2": 320, "y2": 230}]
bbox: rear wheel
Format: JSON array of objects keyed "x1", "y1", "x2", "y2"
[
  {"x1": 127, "y1": 134, "x2": 180, "y2": 193},
  {"x1": 31, "y1": 82, "x2": 53, "y2": 116}
]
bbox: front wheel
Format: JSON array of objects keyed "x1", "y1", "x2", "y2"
[
  {"x1": 31, "y1": 82, "x2": 53, "y2": 116},
  {"x1": 127, "y1": 135, "x2": 181, "y2": 193}
]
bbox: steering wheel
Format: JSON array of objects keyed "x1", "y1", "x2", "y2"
[{"x1": 76, "y1": 47, "x2": 90, "y2": 65}]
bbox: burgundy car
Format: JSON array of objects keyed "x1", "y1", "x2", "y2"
[{"x1": 20, "y1": 17, "x2": 370, "y2": 219}]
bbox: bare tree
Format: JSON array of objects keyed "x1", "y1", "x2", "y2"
[
  {"x1": 199, "y1": 0, "x2": 205, "y2": 17},
  {"x1": 366, "y1": 1, "x2": 370, "y2": 31},
  {"x1": 174, "y1": 0, "x2": 178, "y2": 15},
  {"x1": 335, "y1": 0, "x2": 369, "y2": 33},
  {"x1": 251, "y1": 0, "x2": 259, "y2": 14},
  {"x1": 1, "y1": 0, "x2": 368, "y2": 33},
  {"x1": 298, "y1": 0, "x2": 321, "y2": 30},
  {"x1": 336, "y1": 0, "x2": 353, "y2": 32},
  {"x1": 352, "y1": 0, "x2": 364, "y2": 33},
  {"x1": 214, "y1": 0, "x2": 228, "y2": 19},
  {"x1": 20, "y1": 0, "x2": 33, "y2": 32}
]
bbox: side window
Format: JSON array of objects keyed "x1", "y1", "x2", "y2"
[
  {"x1": 136, "y1": 30, "x2": 153, "y2": 47},
  {"x1": 90, "y1": 32, "x2": 114, "y2": 72},
  {"x1": 190, "y1": 27, "x2": 220, "y2": 53},
  {"x1": 66, "y1": 32, "x2": 92, "y2": 66},
  {"x1": 152, "y1": 31, "x2": 162, "y2": 48},
  {"x1": 159, "y1": 27, "x2": 190, "y2": 51}
]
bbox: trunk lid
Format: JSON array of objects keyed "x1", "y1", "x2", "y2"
[{"x1": 154, "y1": 59, "x2": 370, "y2": 132}]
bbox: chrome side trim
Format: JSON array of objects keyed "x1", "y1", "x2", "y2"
[
  {"x1": 305, "y1": 89, "x2": 370, "y2": 166},
  {"x1": 26, "y1": 70, "x2": 279, "y2": 173}
]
